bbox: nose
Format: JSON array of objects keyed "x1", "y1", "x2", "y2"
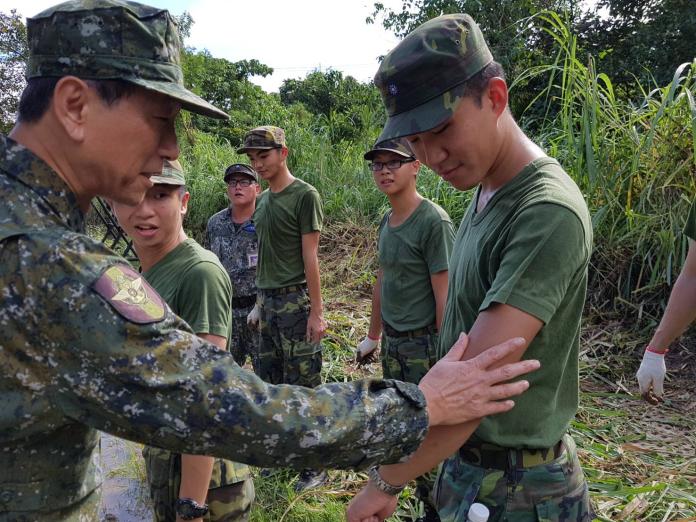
[{"x1": 158, "y1": 120, "x2": 180, "y2": 162}]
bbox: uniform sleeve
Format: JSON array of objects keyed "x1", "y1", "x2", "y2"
[
  {"x1": 29, "y1": 236, "x2": 428, "y2": 470},
  {"x1": 424, "y1": 217, "x2": 455, "y2": 275},
  {"x1": 176, "y1": 261, "x2": 231, "y2": 339},
  {"x1": 482, "y1": 204, "x2": 589, "y2": 324},
  {"x1": 299, "y1": 188, "x2": 323, "y2": 234},
  {"x1": 684, "y1": 199, "x2": 696, "y2": 241}
]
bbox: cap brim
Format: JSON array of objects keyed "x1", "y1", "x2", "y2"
[
  {"x1": 224, "y1": 171, "x2": 258, "y2": 182},
  {"x1": 364, "y1": 147, "x2": 414, "y2": 161},
  {"x1": 377, "y1": 82, "x2": 467, "y2": 143},
  {"x1": 235, "y1": 145, "x2": 279, "y2": 154},
  {"x1": 149, "y1": 175, "x2": 185, "y2": 185},
  {"x1": 129, "y1": 78, "x2": 229, "y2": 120}
]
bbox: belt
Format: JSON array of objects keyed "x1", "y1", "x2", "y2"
[
  {"x1": 382, "y1": 321, "x2": 436, "y2": 339},
  {"x1": 260, "y1": 284, "x2": 307, "y2": 297},
  {"x1": 458, "y1": 438, "x2": 565, "y2": 471},
  {"x1": 232, "y1": 295, "x2": 256, "y2": 308}
]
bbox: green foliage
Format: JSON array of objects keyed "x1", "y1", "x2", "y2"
[
  {"x1": 279, "y1": 69, "x2": 385, "y2": 142},
  {"x1": 0, "y1": 9, "x2": 27, "y2": 133}
]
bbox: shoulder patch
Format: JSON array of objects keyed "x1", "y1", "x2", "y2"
[{"x1": 93, "y1": 264, "x2": 166, "y2": 324}]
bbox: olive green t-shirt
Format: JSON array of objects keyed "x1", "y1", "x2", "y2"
[
  {"x1": 684, "y1": 199, "x2": 696, "y2": 240},
  {"x1": 379, "y1": 199, "x2": 455, "y2": 331},
  {"x1": 438, "y1": 157, "x2": 593, "y2": 448},
  {"x1": 254, "y1": 178, "x2": 323, "y2": 289},
  {"x1": 143, "y1": 238, "x2": 232, "y2": 341}
]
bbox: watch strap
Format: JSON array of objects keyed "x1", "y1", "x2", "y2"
[{"x1": 367, "y1": 466, "x2": 405, "y2": 496}]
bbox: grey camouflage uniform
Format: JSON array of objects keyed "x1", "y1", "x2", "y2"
[
  {"x1": 206, "y1": 209, "x2": 260, "y2": 368},
  {"x1": 0, "y1": 137, "x2": 428, "y2": 519}
]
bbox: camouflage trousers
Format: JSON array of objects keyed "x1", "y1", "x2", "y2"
[
  {"x1": 231, "y1": 305, "x2": 259, "y2": 371},
  {"x1": 381, "y1": 331, "x2": 439, "y2": 517},
  {"x1": 433, "y1": 434, "x2": 592, "y2": 522},
  {"x1": 257, "y1": 287, "x2": 322, "y2": 387},
  {"x1": 0, "y1": 487, "x2": 100, "y2": 522},
  {"x1": 143, "y1": 446, "x2": 254, "y2": 522}
]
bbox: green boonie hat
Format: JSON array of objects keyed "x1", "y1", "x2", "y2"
[
  {"x1": 364, "y1": 137, "x2": 415, "y2": 161},
  {"x1": 26, "y1": 0, "x2": 229, "y2": 120},
  {"x1": 237, "y1": 126, "x2": 286, "y2": 153},
  {"x1": 224, "y1": 163, "x2": 259, "y2": 183},
  {"x1": 374, "y1": 13, "x2": 493, "y2": 142},
  {"x1": 150, "y1": 159, "x2": 185, "y2": 185}
]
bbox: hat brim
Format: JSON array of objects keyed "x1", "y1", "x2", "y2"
[
  {"x1": 377, "y1": 82, "x2": 468, "y2": 143},
  {"x1": 235, "y1": 145, "x2": 281, "y2": 154},
  {"x1": 149, "y1": 175, "x2": 185, "y2": 186},
  {"x1": 364, "y1": 147, "x2": 414, "y2": 161},
  {"x1": 129, "y1": 78, "x2": 229, "y2": 120}
]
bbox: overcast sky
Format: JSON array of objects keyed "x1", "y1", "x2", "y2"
[{"x1": 2, "y1": 0, "x2": 404, "y2": 92}]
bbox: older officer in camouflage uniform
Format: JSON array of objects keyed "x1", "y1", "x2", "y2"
[
  {"x1": 348, "y1": 14, "x2": 593, "y2": 522},
  {"x1": 111, "y1": 160, "x2": 254, "y2": 521},
  {"x1": 206, "y1": 164, "x2": 261, "y2": 370},
  {"x1": 0, "y1": 2, "x2": 542, "y2": 520}
]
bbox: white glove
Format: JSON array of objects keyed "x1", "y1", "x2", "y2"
[
  {"x1": 356, "y1": 336, "x2": 379, "y2": 363},
  {"x1": 636, "y1": 350, "x2": 666, "y2": 401},
  {"x1": 246, "y1": 303, "x2": 260, "y2": 328}
]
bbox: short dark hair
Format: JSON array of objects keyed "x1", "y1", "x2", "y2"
[
  {"x1": 461, "y1": 61, "x2": 506, "y2": 107},
  {"x1": 17, "y1": 78, "x2": 138, "y2": 123}
]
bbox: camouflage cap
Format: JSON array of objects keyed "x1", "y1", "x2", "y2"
[
  {"x1": 26, "y1": 0, "x2": 228, "y2": 120},
  {"x1": 374, "y1": 13, "x2": 493, "y2": 142},
  {"x1": 236, "y1": 126, "x2": 286, "y2": 153},
  {"x1": 363, "y1": 137, "x2": 415, "y2": 161},
  {"x1": 224, "y1": 163, "x2": 259, "y2": 183},
  {"x1": 150, "y1": 159, "x2": 185, "y2": 186}
]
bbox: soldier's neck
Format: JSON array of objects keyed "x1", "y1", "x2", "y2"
[
  {"x1": 268, "y1": 168, "x2": 295, "y2": 193},
  {"x1": 230, "y1": 203, "x2": 255, "y2": 224},
  {"x1": 136, "y1": 229, "x2": 187, "y2": 272}
]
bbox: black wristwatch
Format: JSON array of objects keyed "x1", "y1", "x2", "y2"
[{"x1": 175, "y1": 497, "x2": 209, "y2": 520}]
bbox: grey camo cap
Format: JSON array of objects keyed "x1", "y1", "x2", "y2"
[
  {"x1": 374, "y1": 13, "x2": 493, "y2": 142},
  {"x1": 26, "y1": 0, "x2": 228, "y2": 120},
  {"x1": 363, "y1": 138, "x2": 415, "y2": 161}
]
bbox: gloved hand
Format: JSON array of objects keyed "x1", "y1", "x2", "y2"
[
  {"x1": 636, "y1": 350, "x2": 666, "y2": 404},
  {"x1": 246, "y1": 303, "x2": 260, "y2": 329},
  {"x1": 356, "y1": 336, "x2": 379, "y2": 365}
]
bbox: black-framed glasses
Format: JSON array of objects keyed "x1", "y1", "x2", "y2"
[
  {"x1": 227, "y1": 179, "x2": 255, "y2": 187},
  {"x1": 368, "y1": 158, "x2": 415, "y2": 172}
]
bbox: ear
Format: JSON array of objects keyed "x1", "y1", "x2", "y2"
[
  {"x1": 280, "y1": 146, "x2": 289, "y2": 160},
  {"x1": 412, "y1": 159, "x2": 421, "y2": 176},
  {"x1": 51, "y1": 76, "x2": 92, "y2": 143},
  {"x1": 254, "y1": 183, "x2": 262, "y2": 195},
  {"x1": 486, "y1": 77, "x2": 508, "y2": 118},
  {"x1": 180, "y1": 191, "x2": 190, "y2": 215}
]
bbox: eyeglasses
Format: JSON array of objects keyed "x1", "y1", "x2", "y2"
[
  {"x1": 368, "y1": 159, "x2": 415, "y2": 172},
  {"x1": 227, "y1": 179, "x2": 255, "y2": 187}
]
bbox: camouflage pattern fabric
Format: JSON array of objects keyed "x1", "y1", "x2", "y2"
[
  {"x1": 373, "y1": 13, "x2": 493, "y2": 142},
  {"x1": 206, "y1": 212, "x2": 259, "y2": 367},
  {"x1": 26, "y1": 0, "x2": 227, "y2": 119},
  {"x1": 381, "y1": 332, "x2": 439, "y2": 517},
  {"x1": 143, "y1": 448, "x2": 253, "y2": 522},
  {"x1": 0, "y1": 134, "x2": 429, "y2": 517},
  {"x1": 236, "y1": 126, "x2": 286, "y2": 153},
  {"x1": 0, "y1": 488, "x2": 100, "y2": 522},
  {"x1": 363, "y1": 137, "x2": 416, "y2": 161},
  {"x1": 258, "y1": 288, "x2": 322, "y2": 387},
  {"x1": 433, "y1": 435, "x2": 592, "y2": 522}
]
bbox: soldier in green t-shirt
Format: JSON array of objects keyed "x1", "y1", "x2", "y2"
[
  {"x1": 636, "y1": 199, "x2": 696, "y2": 402},
  {"x1": 357, "y1": 138, "x2": 454, "y2": 521},
  {"x1": 348, "y1": 14, "x2": 594, "y2": 522},
  {"x1": 238, "y1": 126, "x2": 328, "y2": 492},
  {"x1": 111, "y1": 160, "x2": 254, "y2": 522}
]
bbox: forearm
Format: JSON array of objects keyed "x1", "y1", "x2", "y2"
[
  {"x1": 380, "y1": 421, "x2": 480, "y2": 485},
  {"x1": 648, "y1": 273, "x2": 696, "y2": 350},
  {"x1": 303, "y1": 253, "x2": 323, "y2": 315},
  {"x1": 180, "y1": 454, "x2": 214, "y2": 504},
  {"x1": 368, "y1": 272, "x2": 383, "y2": 338}
]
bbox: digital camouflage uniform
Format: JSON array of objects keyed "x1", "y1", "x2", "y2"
[
  {"x1": 0, "y1": 2, "x2": 431, "y2": 519},
  {"x1": 374, "y1": 14, "x2": 593, "y2": 522},
  {"x1": 207, "y1": 209, "x2": 260, "y2": 369}
]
